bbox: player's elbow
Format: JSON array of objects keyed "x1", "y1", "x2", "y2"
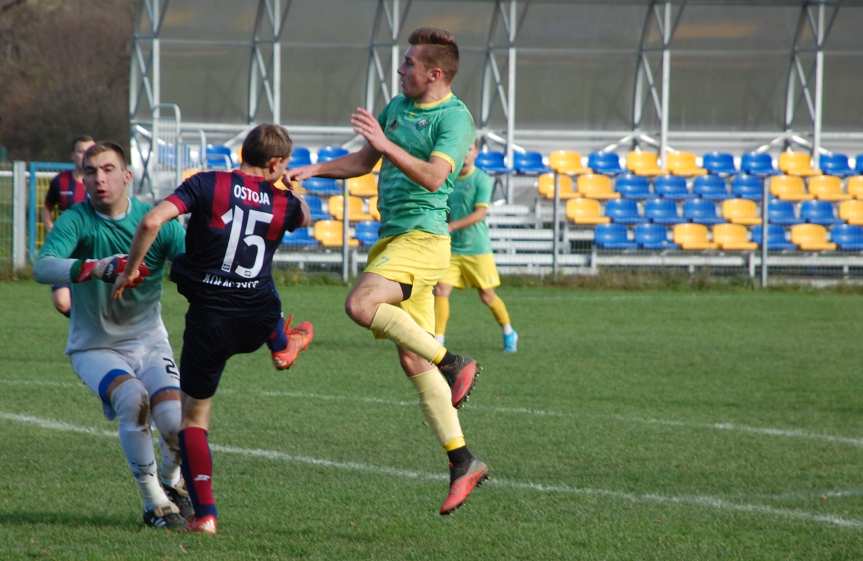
[
  {"x1": 425, "y1": 173, "x2": 448, "y2": 193},
  {"x1": 141, "y1": 212, "x2": 165, "y2": 234}
]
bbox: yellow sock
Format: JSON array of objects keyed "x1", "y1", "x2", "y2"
[
  {"x1": 410, "y1": 368, "x2": 465, "y2": 450},
  {"x1": 434, "y1": 296, "x2": 450, "y2": 337},
  {"x1": 487, "y1": 295, "x2": 511, "y2": 327},
  {"x1": 370, "y1": 303, "x2": 446, "y2": 363}
]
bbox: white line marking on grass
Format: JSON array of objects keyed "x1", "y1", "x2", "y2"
[{"x1": 1, "y1": 411, "x2": 861, "y2": 530}]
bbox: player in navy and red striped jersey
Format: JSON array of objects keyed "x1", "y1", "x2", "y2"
[
  {"x1": 43, "y1": 135, "x2": 95, "y2": 316},
  {"x1": 114, "y1": 124, "x2": 313, "y2": 534}
]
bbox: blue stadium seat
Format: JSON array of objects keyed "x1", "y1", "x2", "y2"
[
  {"x1": 289, "y1": 146, "x2": 312, "y2": 168},
  {"x1": 693, "y1": 174, "x2": 729, "y2": 200},
  {"x1": 856, "y1": 155, "x2": 863, "y2": 175},
  {"x1": 731, "y1": 174, "x2": 764, "y2": 200},
  {"x1": 317, "y1": 146, "x2": 349, "y2": 162},
  {"x1": 819, "y1": 153, "x2": 854, "y2": 177},
  {"x1": 702, "y1": 152, "x2": 736, "y2": 175},
  {"x1": 281, "y1": 227, "x2": 319, "y2": 247},
  {"x1": 594, "y1": 223, "x2": 637, "y2": 249},
  {"x1": 355, "y1": 220, "x2": 380, "y2": 246},
  {"x1": 513, "y1": 151, "x2": 549, "y2": 174},
  {"x1": 800, "y1": 200, "x2": 841, "y2": 225},
  {"x1": 206, "y1": 145, "x2": 234, "y2": 169},
  {"x1": 644, "y1": 198, "x2": 680, "y2": 224},
  {"x1": 615, "y1": 173, "x2": 651, "y2": 199},
  {"x1": 683, "y1": 199, "x2": 724, "y2": 224},
  {"x1": 588, "y1": 151, "x2": 624, "y2": 175},
  {"x1": 604, "y1": 199, "x2": 644, "y2": 224},
  {"x1": 635, "y1": 223, "x2": 677, "y2": 249},
  {"x1": 305, "y1": 195, "x2": 329, "y2": 221},
  {"x1": 767, "y1": 200, "x2": 798, "y2": 225},
  {"x1": 303, "y1": 177, "x2": 342, "y2": 196},
  {"x1": 654, "y1": 175, "x2": 693, "y2": 199},
  {"x1": 741, "y1": 152, "x2": 778, "y2": 176},
  {"x1": 750, "y1": 224, "x2": 795, "y2": 250},
  {"x1": 831, "y1": 224, "x2": 863, "y2": 250},
  {"x1": 475, "y1": 151, "x2": 511, "y2": 174}
]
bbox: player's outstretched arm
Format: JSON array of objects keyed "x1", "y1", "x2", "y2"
[
  {"x1": 284, "y1": 143, "x2": 380, "y2": 182},
  {"x1": 112, "y1": 200, "x2": 180, "y2": 299},
  {"x1": 448, "y1": 206, "x2": 488, "y2": 233}
]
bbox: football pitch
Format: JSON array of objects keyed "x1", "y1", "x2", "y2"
[{"x1": 1, "y1": 280, "x2": 861, "y2": 560}]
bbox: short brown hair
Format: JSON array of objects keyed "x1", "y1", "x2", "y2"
[
  {"x1": 241, "y1": 124, "x2": 293, "y2": 167},
  {"x1": 73, "y1": 135, "x2": 95, "y2": 148},
  {"x1": 83, "y1": 142, "x2": 128, "y2": 169},
  {"x1": 408, "y1": 27, "x2": 459, "y2": 82}
]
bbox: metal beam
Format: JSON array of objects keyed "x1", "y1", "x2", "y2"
[
  {"x1": 365, "y1": 0, "x2": 411, "y2": 114},
  {"x1": 248, "y1": 0, "x2": 290, "y2": 124}
]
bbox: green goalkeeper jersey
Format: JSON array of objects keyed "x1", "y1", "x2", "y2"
[
  {"x1": 448, "y1": 168, "x2": 494, "y2": 256},
  {"x1": 38, "y1": 198, "x2": 185, "y2": 353},
  {"x1": 375, "y1": 92, "x2": 475, "y2": 238}
]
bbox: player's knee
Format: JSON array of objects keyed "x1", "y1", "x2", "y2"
[
  {"x1": 344, "y1": 293, "x2": 372, "y2": 326},
  {"x1": 479, "y1": 289, "x2": 496, "y2": 305},
  {"x1": 110, "y1": 377, "x2": 150, "y2": 428},
  {"x1": 150, "y1": 388, "x2": 182, "y2": 446}
]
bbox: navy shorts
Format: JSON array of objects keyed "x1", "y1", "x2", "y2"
[{"x1": 179, "y1": 304, "x2": 281, "y2": 399}]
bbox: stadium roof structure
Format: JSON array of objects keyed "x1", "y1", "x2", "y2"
[{"x1": 130, "y1": 0, "x2": 863, "y2": 195}]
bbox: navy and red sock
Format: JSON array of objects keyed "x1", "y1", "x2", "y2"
[
  {"x1": 179, "y1": 427, "x2": 218, "y2": 519},
  {"x1": 266, "y1": 316, "x2": 288, "y2": 352}
]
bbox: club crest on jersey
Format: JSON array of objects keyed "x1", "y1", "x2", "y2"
[
  {"x1": 233, "y1": 184, "x2": 270, "y2": 205},
  {"x1": 415, "y1": 118, "x2": 429, "y2": 130}
]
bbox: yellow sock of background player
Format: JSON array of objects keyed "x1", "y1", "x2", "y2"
[{"x1": 434, "y1": 296, "x2": 450, "y2": 338}]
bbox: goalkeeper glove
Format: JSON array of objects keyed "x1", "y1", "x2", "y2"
[{"x1": 72, "y1": 254, "x2": 150, "y2": 285}]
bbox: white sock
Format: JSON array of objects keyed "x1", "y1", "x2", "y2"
[
  {"x1": 151, "y1": 400, "x2": 182, "y2": 487},
  {"x1": 502, "y1": 324, "x2": 514, "y2": 335}
]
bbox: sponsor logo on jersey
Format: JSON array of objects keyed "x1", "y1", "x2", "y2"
[
  {"x1": 415, "y1": 118, "x2": 429, "y2": 130},
  {"x1": 233, "y1": 184, "x2": 271, "y2": 205}
]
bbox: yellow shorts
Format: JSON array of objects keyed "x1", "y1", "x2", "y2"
[
  {"x1": 365, "y1": 230, "x2": 450, "y2": 333},
  {"x1": 440, "y1": 253, "x2": 501, "y2": 290}
]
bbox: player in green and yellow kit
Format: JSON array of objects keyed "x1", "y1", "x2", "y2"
[{"x1": 434, "y1": 142, "x2": 518, "y2": 352}]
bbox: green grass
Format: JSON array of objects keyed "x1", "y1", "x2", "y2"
[{"x1": 1, "y1": 281, "x2": 862, "y2": 560}]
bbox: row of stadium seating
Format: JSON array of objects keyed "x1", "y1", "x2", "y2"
[{"x1": 282, "y1": 220, "x2": 380, "y2": 248}]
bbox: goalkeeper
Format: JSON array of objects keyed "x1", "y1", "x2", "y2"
[{"x1": 34, "y1": 142, "x2": 191, "y2": 530}]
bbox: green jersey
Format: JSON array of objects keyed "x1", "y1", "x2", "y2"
[
  {"x1": 38, "y1": 198, "x2": 185, "y2": 353},
  {"x1": 376, "y1": 92, "x2": 475, "y2": 238},
  {"x1": 449, "y1": 168, "x2": 494, "y2": 255}
]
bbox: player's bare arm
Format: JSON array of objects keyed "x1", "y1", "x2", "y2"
[
  {"x1": 448, "y1": 206, "x2": 488, "y2": 233},
  {"x1": 351, "y1": 107, "x2": 451, "y2": 192},
  {"x1": 284, "y1": 143, "x2": 380, "y2": 182},
  {"x1": 112, "y1": 199, "x2": 180, "y2": 299},
  {"x1": 42, "y1": 205, "x2": 55, "y2": 232}
]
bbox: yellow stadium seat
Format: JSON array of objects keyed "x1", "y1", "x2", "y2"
[
  {"x1": 565, "y1": 198, "x2": 609, "y2": 225},
  {"x1": 368, "y1": 196, "x2": 381, "y2": 221},
  {"x1": 328, "y1": 195, "x2": 372, "y2": 222},
  {"x1": 838, "y1": 200, "x2": 863, "y2": 226},
  {"x1": 182, "y1": 168, "x2": 201, "y2": 181},
  {"x1": 778, "y1": 151, "x2": 819, "y2": 177},
  {"x1": 790, "y1": 223, "x2": 836, "y2": 251},
  {"x1": 807, "y1": 175, "x2": 849, "y2": 201},
  {"x1": 625, "y1": 151, "x2": 663, "y2": 176},
  {"x1": 847, "y1": 176, "x2": 863, "y2": 200},
  {"x1": 721, "y1": 198, "x2": 761, "y2": 225},
  {"x1": 548, "y1": 150, "x2": 590, "y2": 175},
  {"x1": 770, "y1": 174, "x2": 812, "y2": 201},
  {"x1": 665, "y1": 151, "x2": 707, "y2": 176},
  {"x1": 537, "y1": 173, "x2": 578, "y2": 200},
  {"x1": 347, "y1": 174, "x2": 378, "y2": 197},
  {"x1": 313, "y1": 220, "x2": 359, "y2": 248},
  {"x1": 713, "y1": 223, "x2": 757, "y2": 251},
  {"x1": 673, "y1": 223, "x2": 717, "y2": 250},
  {"x1": 577, "y1": 174, "x2": 620, "y2": 200}
]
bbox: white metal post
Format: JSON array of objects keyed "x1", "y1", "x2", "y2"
[
  {"x1": 506, "y1": 0, "x2": 517, "y2": 204},
  {"x1": 660, "y1": 1, "x2": 670, "y2": 166},
  {"x1": 813, "y1": 2, "x2": 825, "y2": 158},
  {"x1": 12, "y1": 161, "x2": 26, "y2": 270}
]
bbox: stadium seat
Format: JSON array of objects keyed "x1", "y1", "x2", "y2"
[
  {"x1": 819, "y1": 153, "x2": 854, "y2": 177},
  {"x1": 769, "y1": 175, "x2": 812, "y2": 201},
  {"x1": 749, "y1": 224, "x2": 794, "y2": 251},
  {"x1": 206, "y1": 145, "x2": 234, "y2": 169},
  {"x1": 831, "y1": 224, "x2": 863, "y2": 251},
  {"x1": 354, "y1": 220, "x2": 380, "y2": 246},
  {"x1": 317, "y1": 146, "x2": 349, "y2": 162},
  {"x1": 548, "y1": 150, "x2": 590, "y2": 175},
  {"x1": 654, "y1": 175, "x2": 692, "y2": 199},
  {"x1": 847, "y1": 176, "x2": 863, "y2": 199},
  {"x1": 856, "y1": 155, "x2": 863, "y2": 175},
  {"x1": 741, "y1": 152, "x2": 778, "y2": 176},
  {"x1": 702, "y1": 152, "x2": 737, "y2": 175},
  {"x1": 281, "y1": 226, "x2": 319, "y2": 247},
  {"x1": 721, "y1": 198, "x2": 761, "y2": 225},
  {"x1": 778, "y1": 151, "x2": 819, "y2": 177},
  {"x1": 800, "y1": 200, "x2": 841, "y2": 225},
  {"x1": 615, "y1": 173, "x2": 651, "y2": 199},
  {"x1": 807, "y1": 175, "x2": 849, "y2": 201},
  {"x1": 644, "y1": 198, "x2": 680, "y2": 224},
  {"x1": 289, "y1": 146, "x2": 312, "y2": 168},
  {"x1": 693, "y1": 174, "x2": 729, "y2": 200},
  {"x1": 514, "y1": 151, "x2": 549, "y2": 174},
  {"x1": 838, "y1": 200, "x2": 863, "y2": 225},
  {"x1": 625, "y1": 151, "x2": 663, "y2": 176},
  {"x1": 368, "y1": 196, "x2": 381, "y2": 221},
  {"x1": 588, "y1": 151, "x2": 624, "y2": 175},
  {"x1": 566, "y1": 198, "x2": 610, "y2": 224},
  {"x1": 767, "y1": 200, "x2": 798, "y2": 225},
  {"x1": 328, "y1": 195, "x2": 372, "y2": 222},
  {"x1": 673, "y1": 223, "x2": 717, "y2": 250},
  {"x1": 594, "y1": 223, "x2": 637, "y2": 249},
  {"x1": 635, "y1": 223, "x2": 677, "y2": 249},
  {"x1": 305, "y1": 195, "x2": 329, "y2": 221},
  {"x1": 577, "y1": 174, "x2": 620, "y2": 200},
  {"x1": 303, "y1": 176, "x2": 342, "y2": 196},
  {"x1": 181, "y1": 167, "x2": 201, "y2": 181},
  {"x1": 683, "y1": 199, "x2": 724, "y2": 225},
  {"x1": 347, "y1": 174, "x2": 378, "y2": 197},
  {"x1": 475, "y1": 151, "x2": 511, "y2": 175},
  {"x1": 731, "y1": 174, "x2": 764, "y2": 200},
  {"x1": 665, "y1": 151, "x2": 707, "y2": 176},
  {"x1": 713, "y1": 223, "x2": 757, "y2": 251},
  {"x1": 313, "y1": 220, "x2": 358, "y2": 247},
  {"x1": 790, "y1": 223, "x2": 836, "y2": 251},
  {"x1": 537, "y1": 173, "x2": 578, "y2": 200},
  {"x1": 604, "y1": 199, "x2": 644, "y2": 224}
]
